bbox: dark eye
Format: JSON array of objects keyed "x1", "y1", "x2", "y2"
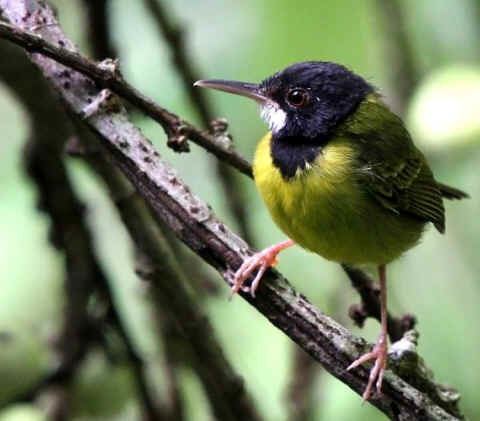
[{"x1": 286, "y1": 88, "x2": 309, "y2": 107}]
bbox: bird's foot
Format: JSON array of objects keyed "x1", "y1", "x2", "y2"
[
  {"x1": 347, "y1": 334, "x2": 388, "y2": 401},
  {"x1": 231, "y1": 239, "x2": 294, "y2": 298}
]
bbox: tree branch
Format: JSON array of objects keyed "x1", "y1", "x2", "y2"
[
  {"x1": 0, "y1": 20, "x2": 252, "y2": 176},
  {"x1": 0, "y1": 4, "x2": 463, "y2": 419}
]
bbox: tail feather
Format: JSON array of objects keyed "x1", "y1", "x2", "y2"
[{"x1": 437, "y1": 182, "x2": 469, "y2": 200}]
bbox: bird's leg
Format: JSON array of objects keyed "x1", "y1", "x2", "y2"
[
  {"x1": 231, "y1": 239, "x2": 295, "y2": 298},
  {"x1": 347, "y1": 264, "x2": 388, "y2": 401}
]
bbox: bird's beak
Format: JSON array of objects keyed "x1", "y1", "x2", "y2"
[{"x1": 194, "y1": 79, "x2": 267, "y2": 104}]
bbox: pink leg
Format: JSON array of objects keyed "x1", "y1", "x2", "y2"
[
  {"x1": 231, "y1": 239, "x2": 295, "y2": 298},
  {"x1": 347, "y1": 264, "x2": 388, "y2": 401}
]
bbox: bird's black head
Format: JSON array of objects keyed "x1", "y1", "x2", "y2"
[
  {"x1": 258, "y1": 61, "x2": 373, "y2": 140},
  {"x1": 194, "y1": 61, "x2": 374, "y2": 178}
]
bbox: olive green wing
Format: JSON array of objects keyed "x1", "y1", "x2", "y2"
[
  {"x1": 339, "y1": 95, "x2": 446, "y2": 232},
  {"x1": 364, "y1": 154, "x2": 446, "y2": 233}
]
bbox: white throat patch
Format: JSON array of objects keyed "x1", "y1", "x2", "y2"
[{"x1": 260, "y1": 101, "x2": 287, "y2": 134}]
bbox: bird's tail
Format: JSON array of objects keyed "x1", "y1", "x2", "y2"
[{"x1": 437, "y1": 182, "x2": 469, "y2": 200}]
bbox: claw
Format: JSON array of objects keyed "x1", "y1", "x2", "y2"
[
  {"x1": 347, "y1": 335, "x2": 388, "y2": 401},
  {"x1": 230, "y1": 239, "x2": 294, "y2": 298}
]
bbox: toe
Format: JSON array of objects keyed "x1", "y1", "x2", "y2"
[
  {"x1": 347, "y1": 350, "x2": 377, "y2": 371},
  {"x1": 347, "y1": 344, "x2": 389, "y2": 401},
  {"x1": 376, "y1": 367, "x2": 385, "y2": 394},
  {"x1": 232, "y1": 257, "x2": 260, "y2": 292},
  {"x1": 249, "y1": 264, "x2": 268, "y2": 297}
]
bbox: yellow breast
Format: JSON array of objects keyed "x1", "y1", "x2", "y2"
[{"x1": 252, "y1": 133, "x2": 423, "y2": 265}]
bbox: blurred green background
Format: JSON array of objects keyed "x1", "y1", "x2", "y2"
[{"x1": 0, "y1": 0, "x2": 479, "y2": 420}]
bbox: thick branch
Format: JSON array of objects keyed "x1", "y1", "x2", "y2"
[
  {"x1": 0, "y1": 3, "x2": 463, "y2": 419},
  {"x1": 144, "y1": 0, "x2": 254, "y2": 243}
]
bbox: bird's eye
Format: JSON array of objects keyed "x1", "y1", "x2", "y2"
[{"x1": 286, "y1": 88, "x2": 309, "y2": 107}]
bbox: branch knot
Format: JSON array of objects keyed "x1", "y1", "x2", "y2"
[
  {"x1": 97, "y1": 57, "x2": 121, "y2": 81},
  {"x1": 167, "y1": 123, "x2": 190, "y2": 152},
  {"x1": 209, "y1": 117, "x2": 233, "y2": 151}
]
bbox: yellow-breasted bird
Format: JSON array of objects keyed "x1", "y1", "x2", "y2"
[{"x1": 194, "y1": 61, "x2": 468, "y2": 400}]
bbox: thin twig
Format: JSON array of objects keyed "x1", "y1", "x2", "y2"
[
  {"x1": 0, "y1": 19, "x2": 252, "y2": 176},
  {"x1": 0, "y1": 4, "x2": 463, "y2": 418},
  {"x1": 144, "y1": 0, "x2": 254, "y2": 243}
]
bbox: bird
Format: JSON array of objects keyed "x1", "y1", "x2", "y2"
[{"x1": 194, "y1": 61, "x2": 468, "y2": 400}]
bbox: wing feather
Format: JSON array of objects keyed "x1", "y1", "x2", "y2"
[{"x1": 367, "y1": 156, "x2": 445, "y2": 232}]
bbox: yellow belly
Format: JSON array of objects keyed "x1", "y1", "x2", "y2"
[{"x1": 253, "y1": 133, "x2": 424, "y2": 265}]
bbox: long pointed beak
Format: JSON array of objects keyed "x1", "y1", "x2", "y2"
[{"x1": 194, "y1": 79, "x2": 267, "y2": 104}]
